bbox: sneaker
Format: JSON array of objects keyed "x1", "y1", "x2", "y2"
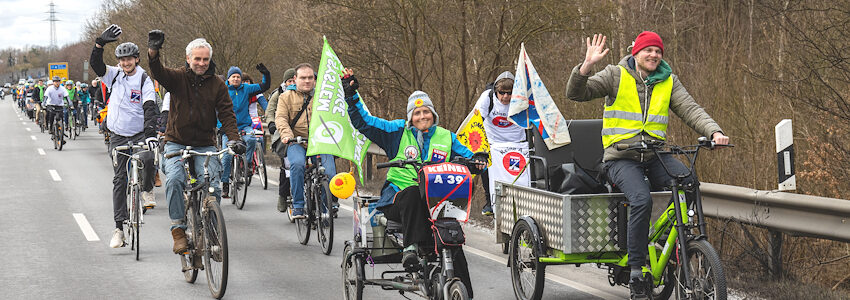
[
  {"x1": 222, "y1": 182, "x2": 230, "y2": 198},
  {"x1": 171, "y1": 228, "x2": 189, "y2": 254},
  {"x1": 481, "y1": 202, "x2": 494, "y2": 216},
  {"x1": 142, "y1": 191, "x2": 156, "y2": 208},
  {"x1": 109, "y1": 228, "x2": 125, "y2": 248},
  {"x1": 402, "y1": 248, "x2": 420, "y2": 271},
  {"x1": 277, "y1": 196, "x2": 287, "y2": 212},
  {"x1": 292, "y1": 208, "x2": 306, "y2": 219},
  {"x1": 629, "y1": 275, "x2": 650, "y2": 300}
]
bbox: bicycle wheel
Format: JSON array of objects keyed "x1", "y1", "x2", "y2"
[
  {"x1": 510, "y1": 219, "x2": 546, "y2": 300},
  {"x1": 54, "y1": 122, "x2": 64, "y2": 151},
  {"x1": 449, "y1": 280, "x2": 470, "y2": 300},
  {"x1": 295, "y1": 181, "x2": 312, "y2": 245},
  {"x1": 674, "y1": 239, "x2": 727, "y2": 300},
  {"x1": 181, "y1": 194, "x2": 201, "y2": 283},
  {"x1": 316, "y1": 179, "x2": 334, "y2": 255},
  {"x1": 238, "y1": 156, "x2": 249, "y2": 208},
  {"x1": 204, "y1": 200, "x2": 229, "y2": 299},
  {"x1": 341, "y1": 244, "x2": 364, "y2": 300},
  {"x1": 256, "y1": 142, "x2": 268, "y2": 190},
  {"x1": 128, "y1": 185, "x2": 141, "y2": 261},
  {"x1": 233, "y1": 156, "x2": 246, "y2": 210}
]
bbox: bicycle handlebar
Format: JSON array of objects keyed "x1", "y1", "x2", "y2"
[
  {"x1": 615, "y1": 137, "x2": 734, "y2": 152},
  {"x1": 164, "y1": 147, "x2": 234, "y2": 159},
  {"x1": 285, "y1": 136, "x2": 308, "y2": 144}
]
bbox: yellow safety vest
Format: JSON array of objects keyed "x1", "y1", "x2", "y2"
[{"x1": 601, "y1": 65, "x2": 673, "y2": 148}]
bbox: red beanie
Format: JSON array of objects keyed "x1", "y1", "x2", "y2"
[{"x1": 631, "y1": 31, "x2": 664, "y2": 56}]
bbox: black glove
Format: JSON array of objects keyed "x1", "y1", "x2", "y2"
[
  {"x1": 96, "y1": 24, "x2": 122, "y2": 46},
  {"x1": 470, "y1": 151, "x2": 489, "y2": 175},
  {"x1": 268, "y1": 121, "x2": 276, "y2": 135},
  {"x1": 341, "y1": 75, "x2": 359, "y2": 102},
  {"x1": 227, "y1": 140, "x2": 246, "y2": 155},
  {"x1": 256, "y1": 63, "x2": 269, "y2": 74},
  {"x1": 147, "y1": 30, "x2": 165, "y2": 51}
]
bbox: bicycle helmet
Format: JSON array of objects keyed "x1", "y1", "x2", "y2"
[
  {"x1": 65, "y1": 80, "x2": 74, "y2": 86},
  {"x1": 80, "y1": 83, "x2": 88, "y2": 88},
  {"x1": 115, "y1": 42, "x2": 140, "y2": 58},
  {"x1": 52, "y1": 76, "x2": 61, "y2": 82}
]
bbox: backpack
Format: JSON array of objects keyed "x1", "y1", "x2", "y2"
[{"x1": 484, "y1": 82, "x2": 496, "y2": 115}]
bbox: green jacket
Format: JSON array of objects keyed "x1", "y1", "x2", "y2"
[{"x1": 566, "y1": 55, "x2": 723, "y2": 162}]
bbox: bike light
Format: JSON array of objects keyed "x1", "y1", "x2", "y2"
[
  {"x1": 209, "y1": 187, "x2": 215, "y2": 193},
  {"x1": 687, "y1": 210, "x2": 695, "y2": 217}
]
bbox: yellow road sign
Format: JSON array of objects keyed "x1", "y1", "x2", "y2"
[{"x1": 48, "y1": 62, "x2": 69, "y2": 80}]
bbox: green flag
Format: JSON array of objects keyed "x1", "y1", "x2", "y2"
[{"x1": 307, "y1": 36, "x2": 373, "y2": 182}]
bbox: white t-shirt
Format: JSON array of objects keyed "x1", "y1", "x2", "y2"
[
  {"x1": 44, "y1": 85, "x2": 68, "y2": 106},
  {"x1": 475, "y1": 90, "x2": 526, "y2": 143},
  {"x1": 104, "y1": 65, "x2": 156, "y2": 137},
  {"x1": 161, "y1": 92, "x2": 171, "y2": 112}
]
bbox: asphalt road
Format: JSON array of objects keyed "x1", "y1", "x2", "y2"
[{"x1": 0, "y1": 94, "x2": 633, "y2": 299}]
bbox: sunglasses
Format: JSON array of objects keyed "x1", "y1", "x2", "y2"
[{"x1": 496, "y1": 90, "x2": 512, "y2": 96}]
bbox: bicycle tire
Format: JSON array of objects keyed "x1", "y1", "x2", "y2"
[
  {"x1": 182, "y1": 197, "x2": 200, "y2": 283},
  {"x1": 204, "y1": 200, "x2": 229, "y2": 299},
  {"x1": 295, "y1": 181, "x2": 312, "y2": 245},
  {"x1": 257, "y1": 143, "x2": 268, "y2": 190},
  {"x1": 674, "y1": 239, "x2": 727, "y2": 300},
  {"x1": 239, "y1": 155, "x2": 249, "y2": 208},
  {"x1": 510, "y1": 219, "x2": 546, "y2": 300},
  {"x1": 230, "y1": 156, "x2": 241, "y2": 206},
  {"x1": 341, "y1": 244, "x2": 364, "y2": 300},
  {"x1": 316, "y1": 178, "x2": 334, "y2": 255},
  {"x1": 233, "y1": 156, "x2": 246, "y2": 210},
  {"x1": 449, "y1": 280, "x2": 470, "y2": 300},
  {"x1": 129, "y1": 184, "x2": 141, "y2": 261}
]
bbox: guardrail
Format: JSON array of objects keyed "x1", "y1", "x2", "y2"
[{"x1": 700, "y1": 183, "x2": 850, "y2": 243}]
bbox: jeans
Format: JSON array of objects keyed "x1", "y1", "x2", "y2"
[
  {"x1": 80, "y1": 104, "x2": 88, "y2": 126},
  {"x1": 604, "y1": 153, "x2": 696, "y2": 267},
  {"x1": 287, "y1": 144, "x2": 336, "y2": 209},
  {"x1": 162, "y1": 142, "x2": 222, "y2": 230},
  {"x1": 63, "y1": 107, "x2": 70, "y2": 127},
  {"x1": 220, "y1": 131, "x2": 257, "y2": 184}
]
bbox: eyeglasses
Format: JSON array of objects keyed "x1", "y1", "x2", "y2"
[{"x1": 496, "y1": 90, "x2": 512, "y2": 96}]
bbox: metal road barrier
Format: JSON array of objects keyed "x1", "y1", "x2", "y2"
[{"x1": 700, "y1": 183, "x2": 850, "y2": 243}]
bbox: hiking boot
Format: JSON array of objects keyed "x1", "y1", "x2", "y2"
[
  {"x1": 222, "y1": 182, "x2": 230, "y2": 198},
  {"x1": 481, "y1": 202, "x2": 494, "y2": 216},
  {"x1": 277, "y1": 196, "x2": 287, "y2": 212},
  {"x1": 154, "y1": 172, "x2": 162, "y2": 187},
  {"x1": 629, "y1": 275, "x2": 650, "y2": 300},
  {"x1": 402, "y1": 248, "x2": 420, "y2": 271},
  {"x1": 142, "y1": 191, "x2": 156, "y2": 208},
  {"x1": 172, "y1": 228, "x2": 189, "y2": 254},
  {"x1": 109, "y1": 228, "x2": 125, "y2": 248}
]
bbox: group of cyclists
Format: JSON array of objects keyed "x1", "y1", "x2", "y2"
[
  {"x1": 11, "y1": 75, "x2": 101, "y2": 145},
  {"x1": 6, "y1": 22, "x2": 733, "y2": 299}
]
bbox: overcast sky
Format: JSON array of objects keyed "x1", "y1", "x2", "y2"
[{"x1": 0, "y1": 0, "x2": 104, "y2": 50}]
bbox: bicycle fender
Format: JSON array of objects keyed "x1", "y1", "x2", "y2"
[{"x1": 508, "y1": 216, "x2": 546, "y2": 267}]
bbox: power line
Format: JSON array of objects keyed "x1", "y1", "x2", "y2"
[{"x1": 44, "y1": 1, "x2": 60, "y2": 50}]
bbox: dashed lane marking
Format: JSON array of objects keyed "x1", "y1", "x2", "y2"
[
  {"x1": 25, "y1": 128, "x2": 31, "y2": 132},
  {"x1": 49, "y1": 169, "x2": 61, "y2": 181},
  {"x1": 72, "y1": 213, "x2": 100, "y2": 241},
  {"x1": 30, "y1": 135, "x2": 36, "y2": 141},
  {"x1": 37, "y1": 148, "x2": 46, "y2": 155}
]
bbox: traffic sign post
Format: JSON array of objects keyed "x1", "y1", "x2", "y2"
[
  {"x1": 775, "y1": 119, "x2": 795, "y2": 191},
  {"x1": 48, "y1": 62, "x2": 69, "y2": 80}
]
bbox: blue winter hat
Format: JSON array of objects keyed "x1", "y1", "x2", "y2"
[{"x1": 227, "y1": 66, "x2": 242, "y2": 79}]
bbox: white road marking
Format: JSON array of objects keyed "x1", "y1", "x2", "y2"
[
  {"x1": 37, "y1": 148, "x2": 46, "y2": 155},
  {"x1": 21, "y1": 121, "x2": 26, "y2": 125},
  {"x1": 19, "y1": 117, "x2": 23, "y2": 121},
  {"x1": 25, "y1": 127, "x2": 31, "y2": 132},
  {"x1": 49, "y1": 169, "x2": 61, "y2": 181},
  {"x1": 72, "y1": 213, "x2": 101, "y2": 241},
  {"x1": 30, "y1": 135, "x2": 36, "y2": 141}
]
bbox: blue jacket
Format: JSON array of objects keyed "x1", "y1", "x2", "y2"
[
  {"x1": 347, "y1": 96, "x2": 474, "y2": 206},
  {"x1": 225, "y1": 73, "x2": 270, "y2": 131}
]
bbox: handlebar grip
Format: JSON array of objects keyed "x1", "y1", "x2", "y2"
[
  {"x1": 164, "y1": 151, "x2": 182, "y2": 159},
  {"x1": 615, "y1": 143, "x2": 631, "y2": 151},
  {"x1": 376, "y1": 161, "x2": 399, "y2": 169}
]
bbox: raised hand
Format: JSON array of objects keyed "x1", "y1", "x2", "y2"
[
  {"x1": 147, "y1": 30, "x2": 165, "y2": 51},
  {"x1": 256, "y1": 63, "x2": 269, "y2": 74},
  {"x1": 580, "y1": 34, "x2": 609, "y2": 75},
  {"x1": 96, "y1": 24, "x2": 122, "y2": 46}
]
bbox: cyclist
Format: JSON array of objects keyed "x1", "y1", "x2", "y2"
[
  {"x1": 219, "y1": 64, "x2": 270, "y2": 198},
  {"x1": 266, "y1": 67, "x2": 296, "y2": 212},
  {"x1": 44, "y1": 76, "x2": 68, "y2": 140},
  {"x1": 274, "y1": 63, "x2": 336, "y2": 219},
  {"x1": 32, "y1": 79, "x2": 46, "y2": 125},
  {"x1": 91, "y1": 24, "x2": 160, "y2": 248},
  {"x1": 565, "y1": 32, "x2": 729, "y2": 299},
  {"x1": 147, "y1": 30, "x2": 245, "y2": 254},
  {"x1": 342, "y1": 71, "x2": 484, "y2": 299},
  {"x1": 78, "y1": 83, "x2": 91, "y2": 128},
  {"x1": 63, "y1": 80, "x2": 77, "y2": 128}
]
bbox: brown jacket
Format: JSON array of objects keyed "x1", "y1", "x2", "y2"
[
  {"x1": 274, "y1": 89, "x2": 313, "y2": 140},
  {"x1": 148, "y1": 52, "x2": 239, "y2": 146},
  {"x1": 566, "y1": 55, "x2": 723, "y2": 162}
]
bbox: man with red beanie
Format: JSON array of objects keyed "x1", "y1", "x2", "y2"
[{"x1": 565, "y1": 31, "x2": 729, "y2": 299}]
